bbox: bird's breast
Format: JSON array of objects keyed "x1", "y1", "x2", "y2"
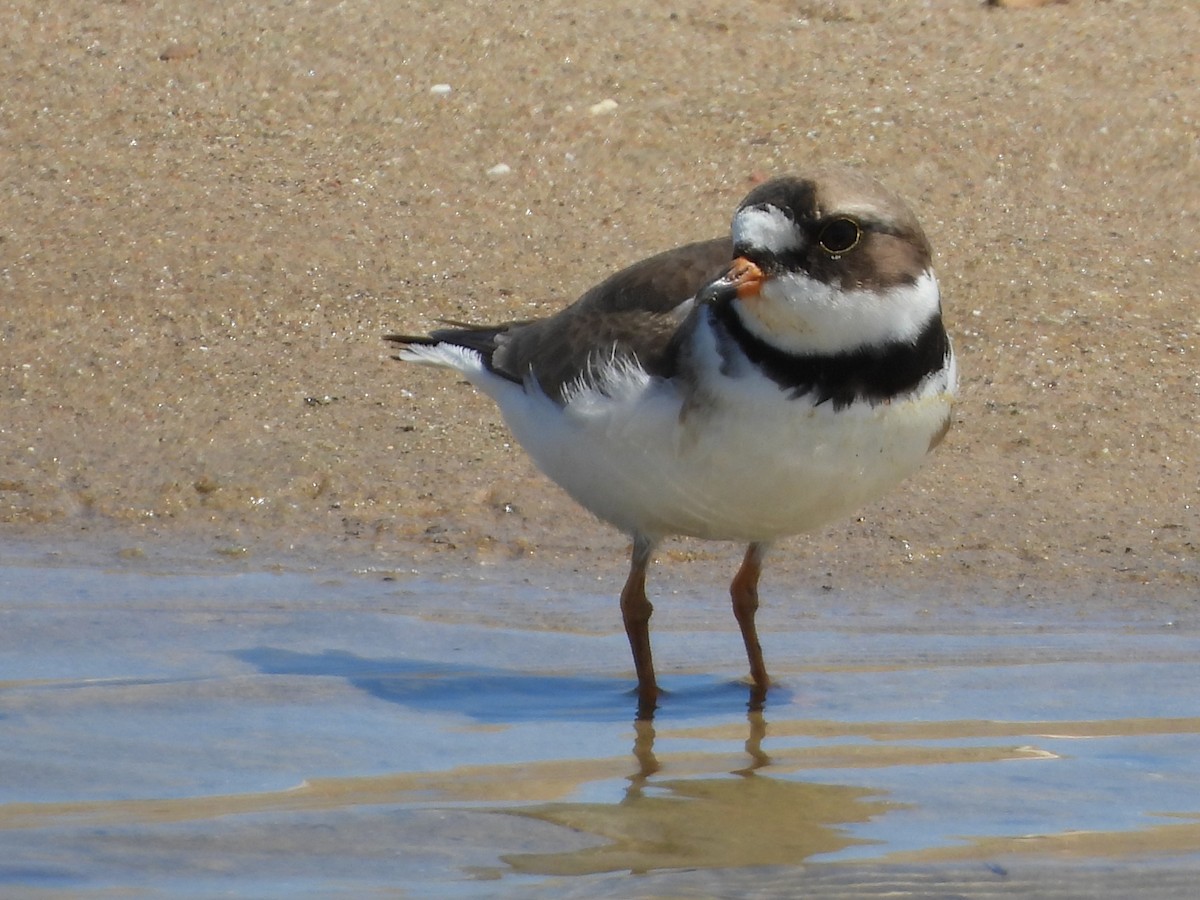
[{"x1": 492, "y1": 352, "x2": 953, "y2": 542}]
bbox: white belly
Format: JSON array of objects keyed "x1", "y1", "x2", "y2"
[{"x1": 492, "y1": 361, "x2": 953, "y2": 543}]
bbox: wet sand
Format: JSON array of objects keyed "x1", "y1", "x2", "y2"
[
  {"x1": 3, "y1": 562, "x2": 1200, "y2": 896},
  {"x1": 1, "y1": 0, "x2": 1199, "y2": 894}
]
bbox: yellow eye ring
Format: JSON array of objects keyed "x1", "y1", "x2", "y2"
[{"x1": 817, "y1": 218, "x2": 862, "y2": 255}]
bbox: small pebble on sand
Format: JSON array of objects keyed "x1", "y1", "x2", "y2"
[
  {"x1": 158, "y1": 42, "x2": 200, "y2": 61},
  {"x1": 588, "y1": 98, "x2": 619, "y2": 116},
  {"x1": 986, "y1": 0, "x2": 1067, "y2": 7}
]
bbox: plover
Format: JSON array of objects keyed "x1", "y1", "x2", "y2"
[{"x1": 388, "y1": 168, "x2": 956, "y2": 714}]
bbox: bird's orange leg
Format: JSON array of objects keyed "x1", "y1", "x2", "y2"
[
  {"x1": 621, "y1": 536, "x2": 659, "y2": 717},
  {"x1": 731, "y1": 542, "x2": 771, "y2": 695}
]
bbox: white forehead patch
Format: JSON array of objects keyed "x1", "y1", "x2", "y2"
[{"x1": 731, "y1": 205, "x2": 802, "y2": 254}]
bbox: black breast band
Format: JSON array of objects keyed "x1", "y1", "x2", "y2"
[{"x1": 711, "y1": 300, "x2": 951, "y2": 410}]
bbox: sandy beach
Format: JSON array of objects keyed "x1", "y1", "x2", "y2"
[{"x1": 2, "y1": 0, "x2": 1196, "y2": 598}]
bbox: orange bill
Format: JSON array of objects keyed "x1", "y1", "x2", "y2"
[{"x1": 696, "y1": 257, "x2": 765, "y2": 305}]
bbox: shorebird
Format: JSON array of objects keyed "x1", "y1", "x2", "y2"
[{"x1": 389, "y1": 168, "x2": 955, "y2": 714}]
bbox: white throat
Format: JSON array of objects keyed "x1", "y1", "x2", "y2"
[{"x1": 735, "y1": 269, "x2": 942, "y2": 355}]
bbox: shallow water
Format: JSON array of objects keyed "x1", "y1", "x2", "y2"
[{"x1": 2, "y1": 555, "x2": 1199, "y2": 898}]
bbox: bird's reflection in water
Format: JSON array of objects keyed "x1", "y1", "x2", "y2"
[
  {"x1": 630, "y1": 716, "x2": 660, "y2": 785},
  {"x1": 504, "y1": 708, "x2": 890, "y2": 877},
  {"x1": 738, "y1": 706, "x2": 772, "y2": 773},
  {"x1": 630, "y1": 706, "x2": 769, "y2": 789}
]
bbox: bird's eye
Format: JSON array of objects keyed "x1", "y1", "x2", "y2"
[{"x1": 817, "y1": 218, "x2": 862, "y2": 254}]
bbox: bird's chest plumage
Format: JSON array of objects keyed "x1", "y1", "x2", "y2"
[{"x1": 495, "y1": 346, "x2": 953, "y2": 542}]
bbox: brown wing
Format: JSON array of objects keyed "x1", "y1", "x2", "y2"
[
  {"x1": 387, "y1": 238, "x2": 731, "y2": 400},
  {"x1": 492, "y1": 237, "x2": 731, "y2": 398}
]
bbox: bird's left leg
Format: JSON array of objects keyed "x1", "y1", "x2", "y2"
[
  {"x1": 730, "y1": 541, "x2": 771, "y2": 694},
  {"x1": 621, "y1": 534, "x2": 660, "y2": 716}
]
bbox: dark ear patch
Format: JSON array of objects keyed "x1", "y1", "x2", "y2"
[
  {"x1": 807, "y1": 228, "x2": 931, "y2": 291},
  {"x1": 859, "y1": 229, "x2": 932, "y2": 288}
]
